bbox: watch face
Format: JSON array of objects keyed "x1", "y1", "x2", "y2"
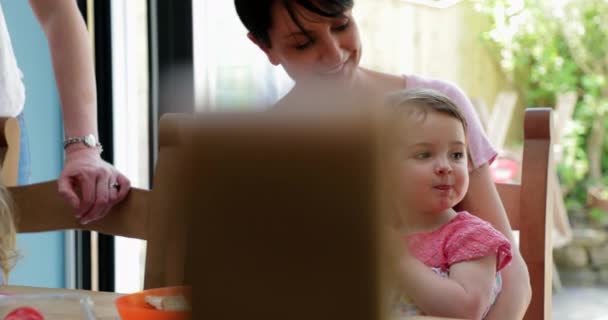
[{"x1": 84, "y1": 134, "x2": 96, "y2": 147}]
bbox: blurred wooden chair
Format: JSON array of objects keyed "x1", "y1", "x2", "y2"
[
  {"x1": 551, "y1": 92, "x2": 577, "y2": 249},
  {"x1": 3, "y1": 115, "x2": 191, "y2": 290},
  {"x1": 471, "y1": 91, "x2": 518, "y2": 150},
  {"x1": 0, "y1": 117, "x2": 21, "y2": 186},
  {"x1": 496, "y1": 108, "x2": 553, "y2": 320},
  {"x1": 167, "y1": 110, "x2": 388, "y2": 320}
]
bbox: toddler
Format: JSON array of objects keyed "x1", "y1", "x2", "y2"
[{"x1": 383, "y1": 89, "x2": 512, "y2": 319}]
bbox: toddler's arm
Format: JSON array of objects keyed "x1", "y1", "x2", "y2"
[{"x1": 398, "y1": 251, "x2": 496, "y2": 320}]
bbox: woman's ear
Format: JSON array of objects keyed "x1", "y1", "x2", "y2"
[{"x1": 247, "y1": 33, "x2": 280, "y2": 66}]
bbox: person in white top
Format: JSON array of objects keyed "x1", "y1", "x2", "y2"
[{"x1": 0, "y1": 1, "x2": 130, "y2": 225}]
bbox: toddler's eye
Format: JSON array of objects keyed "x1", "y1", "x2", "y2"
[
  {"x1": 452, "y1": 152, "x2": 464, "y2": 160},
  {"x1": 415, "y1": 152, "x2": 431, "y2": 159}
]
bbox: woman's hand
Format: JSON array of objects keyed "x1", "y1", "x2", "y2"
[{"x1": 58, "y1": 147, "x2": 130, "y2": 225}]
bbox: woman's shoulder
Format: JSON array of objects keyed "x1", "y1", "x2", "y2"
[
  {"x1": 360, "y1": 68, "x2": 406, "y2": 92},
  {"x1": 403, "y1": 74, "x2": 477, "y2": 116},
  {"x1": 403, "y1": 74, "x2": 467, "y2": 100}
]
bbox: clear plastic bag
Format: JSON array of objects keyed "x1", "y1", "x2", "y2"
[{"x1": 0, "y1": 293, "x2": 96, "y2": 320}]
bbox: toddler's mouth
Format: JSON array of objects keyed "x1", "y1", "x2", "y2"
[{"x1": 434, "y1": 185, "x2": 452, "y2": 191}]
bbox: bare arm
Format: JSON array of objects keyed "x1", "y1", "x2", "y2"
[
  {"x1": 29, "y1": 0, "x2": 97, "y2": 140},
  {"x1": 457, "y1": 164, "x2": 531, "y2": 320},
  {"x1": 399, "y1": 251, "x2": 496, "y2": 320},
  {"x1": 29, "y1": 0, "x2": 130, "y2": 223}
]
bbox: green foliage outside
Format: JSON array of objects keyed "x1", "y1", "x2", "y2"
[{"x1": 474, "y1": 0, "x2": 608, "y2": 223}]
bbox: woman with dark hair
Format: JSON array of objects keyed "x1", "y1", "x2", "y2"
[{"x1": 234, "y1": 1, "x2": 531, "y2": 319}]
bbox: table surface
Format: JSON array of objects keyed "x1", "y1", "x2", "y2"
[
  {"x1": 0, "y1": 285, "x2": 122, "y2": 320},
  {"x1": 0, "y1": 285, "x2": 460, "y2": 320}
]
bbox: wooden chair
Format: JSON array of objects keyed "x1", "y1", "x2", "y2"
[
  {"x1": 0, "y1": 117, "x2": 20, "y2": 186},
  {"x1": 471, "y1": 91, "x2": 518, "y2": 150},
  {"x1": 551, "y1": 92, "x2": 576, "y2": 249},
  {"x1": 164, "y1": 110, "x2": 388, "y2": 320},
  {"x1": 496, "y1": 108, "x2": 553, "y2": 320},
  {"x1": 2, "y1": 115, "x2": 191, "y2": 290}
]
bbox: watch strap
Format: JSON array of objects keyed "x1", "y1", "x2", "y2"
[{"x1": 63, "y1": 135, "x2": 103, "y2": 152}]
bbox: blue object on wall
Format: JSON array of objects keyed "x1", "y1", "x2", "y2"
[{"x1": 3, "y1": 1, "x2": 65, "y2": 288}]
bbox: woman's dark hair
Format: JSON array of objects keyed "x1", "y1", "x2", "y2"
[{"x1": 234, "y1": 0, "x2": 354, "y2": 48}]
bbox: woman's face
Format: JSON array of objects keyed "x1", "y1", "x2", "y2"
[{"x1": 254, "y1": 2, "x2": 362, "y2": 85}]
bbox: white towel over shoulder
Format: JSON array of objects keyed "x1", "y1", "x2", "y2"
[{"x1": 0, "y1": 2, "x2": 25, "y2": 117}]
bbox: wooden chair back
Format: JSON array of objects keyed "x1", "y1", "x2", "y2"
[
  {"x1": 495, "y1": 108, "x2": 553, "y2": 320},
  {"x1": 552, "y1": 92, "x2": 577, "y2": 248},
  {"x1": 0, "y1": 117, "x2": 20, "y2": 186},
  {"x1": 471, "y1": 91, "x2": 518, "y2": 150},
  {"x1": 3, "y1": 116, "x2": 190, "y2": 290}
]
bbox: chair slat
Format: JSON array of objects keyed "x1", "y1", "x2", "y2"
[
  {"x1": 495, "y1": 183, "x2": 520, "y2": 229},
  {"x1": 11, "y1": 181, "x2": 150, "y2": 240},
  {"x1": 496, "y1": 108, "x2": 552, "y2": 320},
  {"x1": 0, "y1": 117, "x2": 20, "y2": 186}
]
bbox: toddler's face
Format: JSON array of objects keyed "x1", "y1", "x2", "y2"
[{"x1": 391, "y1": 111, "x2": 469, "y2": 216}]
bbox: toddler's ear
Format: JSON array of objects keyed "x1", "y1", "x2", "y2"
[{"x1": 467, "y1": 151, "x2": 474, "y2": 173}]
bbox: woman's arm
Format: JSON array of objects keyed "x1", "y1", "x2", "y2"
[
  {"x1": 28, "y1": 0, "x2": 130, "y2": 224},
  {"x1": 457, "y1": 164, "x2": 532, "y2": 320},
  {"x1": 28, "y1": 0, "x2": 96, "y2": 141},
  {"x1": 399, "y1": 251, "x2": 496, "y2": 319}
]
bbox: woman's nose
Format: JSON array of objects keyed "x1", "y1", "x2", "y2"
[{"x1": 320, "y1": 36, "x2": 343, "y2": 66}]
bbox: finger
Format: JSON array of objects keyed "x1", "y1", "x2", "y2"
[
  {"x1": 81, "y1": 207, "x2": 111, "y2": 225},
  {"x1": 57, "y1": 176, "x2": 80, "y2": 209},
  {"x1": 100, "y1": 179, "x2": 121, "y2": 221},
  {"x1": 76, "y1": 173, "x2": 98, "y2": 220},
  {"x1": 84, "y1": 176, "x2": 117, "y2": 224},
  {"x1": 108, "y1": 179, "x2": 119, "y2": 204},
  {"x1": 115, "y1": 174, "x2": 131, "y2": 202},
  {"x1": 82, "y1": 175, "x2": 111, "y2": 224},
  {"x1": 97, "y1": 175, "x2": 128, "y2": 223}
]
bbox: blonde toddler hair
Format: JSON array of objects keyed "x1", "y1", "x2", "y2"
[{"x1": 0, "y1": 183, "x2": 17, "y2": 282}]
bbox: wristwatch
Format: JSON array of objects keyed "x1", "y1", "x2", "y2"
[{"x1": 63, "y1": 134, "x2": 103, "y2": 152}]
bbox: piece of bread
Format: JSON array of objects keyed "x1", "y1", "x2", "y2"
[{"x1": 144, "y1": 295, "x2": 191, "y2": 311}]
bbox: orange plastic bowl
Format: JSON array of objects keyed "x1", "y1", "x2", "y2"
[{"x1": 115, "y1": 286, "x2": 192, "y2": 320}]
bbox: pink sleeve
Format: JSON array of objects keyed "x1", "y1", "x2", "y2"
[
  {"x1": 404, "y1": 75, "x2": 498, "y2": 168},
  {"x1": 443, "y1": 212, "x2": 512, "y2": 272}
]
